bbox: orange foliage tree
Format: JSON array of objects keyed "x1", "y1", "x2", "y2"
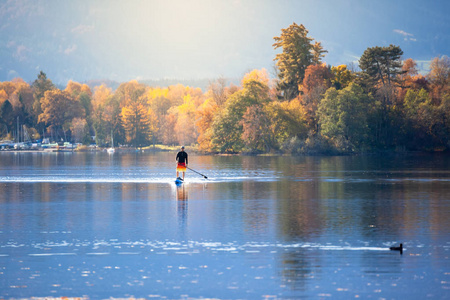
[
  {"x1": 121, "y1": 91, "x2": 158, "y2": 148},
  {"x1": 196, "y1": 97, "x2": 218, "y2": 151},
  {"x1": 39, "y1": 89, "x2": 84, "y2": 140},
  {"x1": 428, "y1": 56, "x2": 450, "y2": 104},
  {"x1": 92, "y1": 85, "x2": 116, "y2": 145},
  {"x1": 301, "y1": 64, "x2": 333, "y2": 132}
]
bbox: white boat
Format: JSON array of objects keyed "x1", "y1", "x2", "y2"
[{"x1": 107, "y1": 130, "x2": 115, "y2": 153}]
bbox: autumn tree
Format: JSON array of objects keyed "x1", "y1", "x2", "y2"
[
  {"x1": 65, "y1": 81, "x2": 92, "y2": 121},
  {"x1": 0, "y1": 78, "x2": 35, "y2": 136},
  {"x1": 402, "y1": 58, "x2": 418, "y2": 78},
  {"x1": 0, "y1": 81, "x2": 17, "y2": 132},
  {"x1": 153, "y1": 85, "x2": 204, "y2": 146},
  {"x1": 146, "y1": 88, "x2": 171, "y2": 116},
  {"x1": 153, "y1": 85, "x2": 202, "y2": 145},
  {"x1": 12, "y1": 79, "x2": 34, "y2": 127},
  {"x1": 318, "y1": 84, "x2": 371, "y2": 151},
  {"x1": 403, "y1": 89, "x2": 433, "y2": 148},
  {"x1": 144, "y1": 87, "x2": 171, "y2": 144},
  {"x1": 302, "y1": 64, "x2": 333, "y2": 94},
  {"x1": 167, "y1": 84, "x2": 204, "y2": 107},
  {"x1": 211, "y1": 69, "x2": 271, "y2": 152},
  {"x1": 312, "y1": 41, "x2": 327, "y2": 64},
  {"x1": 436, "y1": 93, "x2": 450, "y2": 149},
  {"x1": 265, "y1": 99, "x2": 308, "y2": 150},
  {"x1": 273, "y1": 23, "x2": 327, "y2": 100},
  {"x1": 162, "y1": 113, "x2": 177, "y2": 145},
  {"x1": 91, "y1": 85, "x2": 116, "y2": 145},
  {"x1": 32, "y1": 71, "x2": 55, "y2": 127},
  {"x1": 428, "y1": 55, "x2": 450, "y2": 104},
  {"x1": 170, "y1": 94, "x2": 199, "y2": 146},
  {"x1": 196, "y1": 97, "x2": 218, "y2": 151},
  {"x1": 359, "y1": 45, "x2": 404, "y2": 148},
  {"x1": 208, "y1": 77, "x2": 230, "y2": 107},
  {"x1": 331, "y1": 65, "x2": 354, "y2": 90},
  {"x1": 0, "y1": 90, "x2": 7, "y2": 104},
  {"x1": 39, "y1": 89, "x2": 84, "y2": 141},
  {"x1": 403, "y1": 88, "x2": 450, "y2": 150},
  {"x1": 121, "y1": 96, "x2": 157, "y2": 148},
  {"x1": 113, "y1": 80, "x2": 147, "y2": 145},
  {"x1": 115, "y1": 80, "x2": 146, "y2": 107},
  {"x1": 241, "y1": 105, "x2": 273, "y2": 152},
  {"x1": 0, "y1": 100, "x2": 14, "y2": 138},
  {"x1": 300, "y1": 64, "x2": 333, "y2": 132},
  {"x1": 70, "y1": 117, "x2": 91, "y2": 144},
  {"x1": 404, "y1": 89, "x2": 429, "y2": 118},
  {"x1": 195, "y1": 79, "x2": 240, "y2": 151},
  {"x1": 167, "y1": 84, "x2": 188, "y2": 107}
]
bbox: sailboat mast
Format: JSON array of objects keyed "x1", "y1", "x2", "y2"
[{"x1": 17, "y1": 117, "x2": 19, "y2": 143}]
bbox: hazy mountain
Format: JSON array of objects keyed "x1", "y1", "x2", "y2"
[{"x1": 1, "y1": 0, "x2": 448, "y2": 85}]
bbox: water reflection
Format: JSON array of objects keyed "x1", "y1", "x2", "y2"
[
  {"x1": 0, "y1": 153, "x2": 449, "y2": 299},
  {"x1": 278, "y1": 249, "x2": 314, "y2": 292},
  {"x1": 176, "y1": 184, "x2": 188, "y2": 229}
]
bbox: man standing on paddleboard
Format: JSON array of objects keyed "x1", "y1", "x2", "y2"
[{"x1": 176, "y1": 146, "x2": 188, "y2": 181}]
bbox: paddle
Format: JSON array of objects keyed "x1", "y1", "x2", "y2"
[{"x1": 187, "y1": 167, "x2": 208, "y2": 179}]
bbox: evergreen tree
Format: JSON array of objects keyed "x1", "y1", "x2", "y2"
[
  {"x1": 359, "y1": 45, "x2": 404, "y2": 148},
  {"x1": 121, "y1": 97, "x2": 156, "y2": 148},
  {"x1": 273, "y1": 23, "x2": 327, "y2": 100},
  {"x1": 0, "y1": 100, "x2": 14, "y2": 136},
  {"x1": 359, "y1": 45, "x2": 404, "y2": 87},
  {"x1": 32, "y1": 71, "x2": 55, "y2": 129}
]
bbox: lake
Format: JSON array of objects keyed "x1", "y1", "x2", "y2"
[{"x1": 0, "y1": 151, "x2": 449, "y2": 299}]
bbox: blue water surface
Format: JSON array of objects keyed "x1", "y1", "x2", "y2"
[{"x1": 0, "y1": 152, "x2": 449, "y2": 299}]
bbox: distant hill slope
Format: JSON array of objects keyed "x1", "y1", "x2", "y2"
[
  {"x1": 83, "y1": 79, "x2": 122, "y2": 91},
  {"x1": 83, "y1": 78, "x2": 240, "y2": 92}
]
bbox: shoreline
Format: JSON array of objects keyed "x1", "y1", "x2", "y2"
[{"x1": 0, "y1": 148, "x2": 447, "y2": 156}]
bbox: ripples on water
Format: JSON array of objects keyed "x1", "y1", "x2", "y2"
[{"x1": 0, "y1": 152, "x2": 449, "y2": 299}]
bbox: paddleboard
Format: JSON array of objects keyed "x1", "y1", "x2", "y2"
[{"x1": 175, "y1": 178, "x2": 184, "y2": 184}]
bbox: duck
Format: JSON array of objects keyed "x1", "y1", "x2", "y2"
[{"x1": 389, "y1": 243, "x2": 403, "y2": 253}]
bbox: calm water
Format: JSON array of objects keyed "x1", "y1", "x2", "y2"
[{"x1": 0, "y1": 152, "x2": 449, "y2": 299}]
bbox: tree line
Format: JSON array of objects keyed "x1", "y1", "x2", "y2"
[{"x1": 1, "y1": 22, "x2": 449, "y2": 153}]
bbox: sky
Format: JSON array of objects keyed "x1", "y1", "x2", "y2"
[{"x1": 0, "y1": 0, "x2": 449, "y2": 85}]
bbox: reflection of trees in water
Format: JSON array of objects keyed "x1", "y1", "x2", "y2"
[
  {"x1": 276, "y1": 180, "x2": 324, "y2": 290},
  {"x1": 176, "y1": 185, "x2": 188, "y2": 228},
  {"x1": 273, "y1": 155, "x2": 450, "y2": 291},
  {"x1": 278, "y1": 181, "x2": 324, "y2": 239},
  {"x1": 242, "y1": 181, "x2": 271, "y2": 235},
  {"x1": 276, "y1": 155, "x2": 450, "y2": 242},
  {"x1": 358, "y1": 180, "x2": 450, "y2": 238},
  {"x1": 278, "y1": 249, "x2": 316, "y2": 291}
]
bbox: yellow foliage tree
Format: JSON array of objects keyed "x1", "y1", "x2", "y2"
[
  {"x1": 121, "y1": 98, "x2": 157, "y2": 148},
  {"x1": 242, "y1": 68, "x2": 270, "y2": 87},
  {"x1": 166, "y1": 94, "x2": 200, "y2": 146},
  {"x1": 65, "y1": 80, "x2": 92, "y2": 97},
  {"x1": 196, "y1": 98, "x2": 218, "y2": 151},
  {"x1": 115, "y1": 80, "x2": 146, "y2": 107},
  {"x1": 92, "y1": 85, "x2": 115, "y2": 145},
  {"x1": 331, "y1": 65, "x2": 354, "y2": 90},
  {"x1": 0, "y1": 90, "x2": 7, "y2": 105},
  {"x1": 39, "y1": 89, "x2": 84, "y2": 140},
  {"x1": 64, "y1": 80, "x2": 92, "y2": 124},
  {"x1": 92, "y1": 85, "x2": 113, "y2": 113}
]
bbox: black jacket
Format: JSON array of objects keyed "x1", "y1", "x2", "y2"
[{"x1": 176, "y1": 151, "x2": 188, "y2": 164}]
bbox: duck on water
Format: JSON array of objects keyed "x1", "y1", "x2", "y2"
[{"x1": 389, "y1": 243, "x2": 403, "y2": 254}]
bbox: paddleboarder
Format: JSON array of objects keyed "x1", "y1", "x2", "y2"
[{"x1": 176, "y1": 146, "x2": 188, "y2": 181}]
